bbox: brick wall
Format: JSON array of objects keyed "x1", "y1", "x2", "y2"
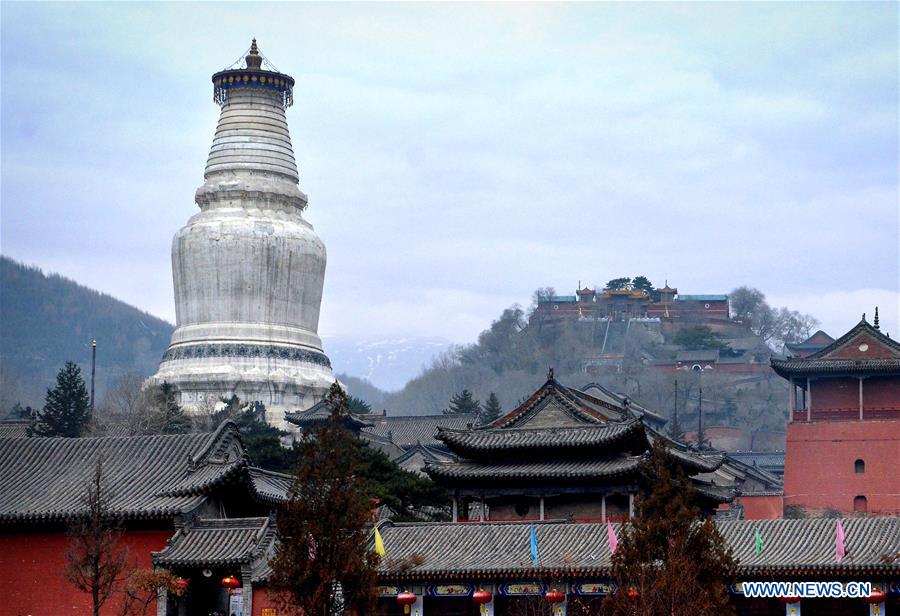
[
  {"x1": 0, "y1": 528, "x2": 172, "y2": 616},
  {"x1": 864, "y1": 376, "x2": 900, "y2": 412},
  {"x1": 810, "y1": 378, "x2": 859, "y2": 414},
  {"x1": 733, "y1": 494, "x2": 783, "y2": 520},
  {"x1": 783, "y1": 420, "x2": 900, "y2": 514}
]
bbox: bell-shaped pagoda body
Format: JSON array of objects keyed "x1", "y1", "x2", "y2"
[{"x1": 151, "y1": 40, "x2": 334, "y2": 425}]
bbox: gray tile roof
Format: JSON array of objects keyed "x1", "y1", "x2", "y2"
[
  {"x1": 375, "y1": 517, "x2": 900, "y2": 579},
  {"x1": 248, "y1": 467, "x2": 293, "y2": 505},
  {"x1": 0, "y1": 421, "x2": 247, "y2": 522},
  {"x1": 491, "y1": 381, "x2": 615, "y2": 429},
  {"x1": 363, "y1": 414, "x2": 478, "y2": 449},
  {"x1": 153, "y1": 516, "x2": 275, "y2": 579},
  {"x1": 284, "y1": 400, "x2": 373, "y2": 431},
  {"x1": 425, "y1": 458, "x2": 641, "y2": 483},
  {"x1": 574, "y1": 384, "x2": 667, "y2": 428},
  {"x1": 437, "y1": 419, "x2": 644, "y2": 457},
  {"x1": 0, "y1": 420, "x2": 30, "y2": 439},
  {"x1": 772, "y1": 319, "x2": 900, "y2": 377}
]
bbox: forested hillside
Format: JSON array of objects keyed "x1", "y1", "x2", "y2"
[{"x1": 0, "y1": 256, "x2": 174, "y2": 410}]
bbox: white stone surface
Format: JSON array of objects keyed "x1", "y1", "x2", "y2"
[{"x1": 151, "y1": 75, "x2": 335, "y2": 422}]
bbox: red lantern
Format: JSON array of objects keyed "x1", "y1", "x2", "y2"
[
  {"x1": 864, "y1": 588, "x2": 887, "y2": 604},
  {"x1": 472, "y1": 589, "x2": 493, "y2": 605},
  {"x1": 221, "y1": 576, "x2": 241, "y2": 590},
  {"x1": 544, "y1": 589, "x2": 565, "y2": 604},
  {"x1": 626, "y1": 587, "x2": 640, "y2": 600},
  {"x1": 778, "y1": 595, "x2": 800, "y2": 605},
  {"x1": 173, "y1": 577, "x2": 189, "y2": 593},
  {"x1": 397, "y1": 591, "x2": 417, "y2": 614}
]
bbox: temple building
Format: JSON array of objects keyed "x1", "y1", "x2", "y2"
[
  {"x1": 772, "y1": 313, "x2": 900, "y2": 515},
  {"x1": 151, "y1": 41, "x2": 334, "y2": 425},
  {"x1": 0, "y1": 421, "x2": 291, "y2": 616},
  {"x1": 373, "y1": 517, "x2": 898, "y2": 616},
  {"x1": 426, "y1": 376, "x2": 740, "y2": 523}
]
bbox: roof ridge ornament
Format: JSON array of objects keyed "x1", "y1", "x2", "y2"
[{"x1": 874, "y1": 307, "x2": 880, "y2": 330}]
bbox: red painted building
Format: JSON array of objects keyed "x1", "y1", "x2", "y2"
[
  {"x1": 0, "y1": 421, "x2": 291, "y2": 616},
  {"x1": 772, "y1": 315, "x2": 900, "y2": 515}
]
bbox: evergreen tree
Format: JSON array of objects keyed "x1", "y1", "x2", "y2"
[
  {"x1": 444, "y1": 389, "x2": 481, "y2": 415},
  {"x1": 631, "y1": 275, "x2": 653, "y2": 294},
  {"x1": 210, "y1": 397, "x2": 296, "y2": 474},
  {"x1": 348, "y1": 395, "x2": 373, "y2": 415},
  {"x1": 156, "y1": 382, "x2": 190, "y2": 435},
  {"x1": 269, "y1": 383, "x2": 379, "y2": 615},
  {"x1": 603, "y1": 444, "x2": 736, "y2": 616},
  {"x1": 30, "y1": 361, "x2": 90, "y2": 437},
  {"x1": 354, "y1": 439, "x2": 450, "y2": 520},
  {"x1": 605, "y1": 277, "x2": 632, "y2": 290},
  {"x1": 480, "y1": 392, "x2": 502, "y2": 424}
]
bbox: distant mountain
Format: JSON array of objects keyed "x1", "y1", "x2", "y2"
[
  {"x1": 323, "y1": 336, "x2": 452, "y2": 392},
  {"x1": 0, "y1": 256, "x2": 175, "y2": 411}
]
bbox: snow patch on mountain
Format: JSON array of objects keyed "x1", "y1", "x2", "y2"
[{"x1": 322, "y1": 336, "x2": 453, "y2": 391}]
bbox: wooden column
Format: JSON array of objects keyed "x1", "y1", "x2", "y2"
[
  {"x1": 601, "y1": 495, "x2": 607, "y2": 522},
  {"x1": 806, "y1": 377, "x2": 812, "y2": 422},
  {"x1": 539, "y1": 496, "x2": 545, "y2": 521},
  {"x1": 628, "y1": 493, "x2": 635, "y2": 518},
  {"x1": 452, "y1": 496, "x2": 458, "y2": 522},
  {"x1": 788, "y1": 379, "x2": 795, "y2": 422},
  {"x1": 859, "y1": 377, "x2": 864, "y2": 420},
  {"x1": 479, "y1": 495, "x2": 485, "y2": 522}
]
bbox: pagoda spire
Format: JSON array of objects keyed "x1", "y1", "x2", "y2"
[
  {"x1": 245, "y1": 38, "x2": 262, "y2": 69},
  {"x1": 874, "y1": 307, "x2": 880, "y2": 330}
]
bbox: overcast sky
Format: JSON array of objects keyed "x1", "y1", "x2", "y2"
[{"x1": 2, "y1": 2, "x2": 898, "y2": 343}]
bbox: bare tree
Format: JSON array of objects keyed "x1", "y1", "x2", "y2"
[
  {"x1": 65, "y1": 457, "x2": 129, "y2": 616},
  {"x1": 118, "y1": 568, "x2": 187, "y2": 616}
]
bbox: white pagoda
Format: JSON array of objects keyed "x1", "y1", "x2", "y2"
[{"x1": 151, "y1": 40, "x2": 335, "y2": 425}]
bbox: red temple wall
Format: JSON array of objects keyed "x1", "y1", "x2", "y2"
[
  {"x1": 733, "y1": 494, "x2": 783, "y2": 520},
  {"x1": 783, "y1": 420, "x2": 900, "y2": 514},
  {"x1": 0, "y1": 528, "x2": 172, "y2": 616},
  {"x1": 864, "y1": 377, "x2": 900, "y2": 412},
  {"x1": 810, "y1": 378, "x2": 859, "y2": 413}
]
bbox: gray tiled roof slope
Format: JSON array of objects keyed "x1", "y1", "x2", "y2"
[
  {"x1": 363, "y1": 414, "x2": 478, "y2": 449},
  {"x1": 0, "y1": 421, "x2": 245, "y2": 522},
  {"x1": 426, "y1": 458, "x2": 641, "y2": 482},
  {"x1": 375, "y1": 517, "x2": 900, "y2": 579},
  {"x1": 0, "y1": 420, "x2": 30, "y2": 439},
  {"x1": 153, "y1": 517, "x2": 272, "y2": 568},
  {"x1": 437, "y1": 419, "x2": 644, "y2": 456},
  {"x1": 248, "y1": 467, "x2": 293, "y2": 504}
]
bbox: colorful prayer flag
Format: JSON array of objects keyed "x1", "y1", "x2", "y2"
[
  {"x1": 607, "y1": 520, "x2": 618, "y2": 554},
  {"x1": 835, "y1": 519, "x2": 846, "y2": 563},
  {"x1": 529, "y1": 525, "x2": 539, "y2": 566},
  {"x1": 374, "y1": 527, "x2": 387, "y2": 557},
  {"x1": 754, "y1": 528, "x2": 763, "y2": 555}
]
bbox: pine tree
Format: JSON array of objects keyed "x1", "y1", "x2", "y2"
[
  {"x1": 602, "y1": 444, "x2": 736, "y2": 616},
  {"x1": 444, "y1": 389, "x2": 482, "y2": 415},
  {"x1": 30, "y1": 361, "x2": 91, "y2": 437},
  {"x1": 269, "y1": 383, "x2": 379, "y2": 614},
  {"x1": 631, "y1": 275, "x2": 654, "y2": 294},
  {"x1": 156, "y1": 382, "x2": 190, "y2": 434},
  {"x1": 348, "y1": 396, "x2": 373, "y2": 415},
  {"x1": 480, "y1": 392, "x2": 502, "y2": 424}
]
